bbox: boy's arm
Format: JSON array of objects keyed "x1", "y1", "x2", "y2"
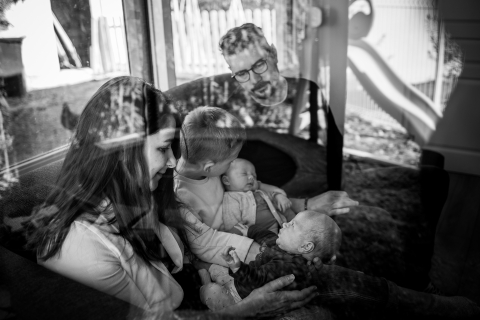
[{"x1": 182, "y1": 209, "x2": 257, "y2": 267}]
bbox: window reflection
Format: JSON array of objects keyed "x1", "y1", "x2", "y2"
[{"x1": 0, "y1": 0, "x2": 129, "y2": 183}]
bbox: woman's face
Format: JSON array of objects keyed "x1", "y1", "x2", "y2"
[{"x1": 144, "y1": 117, "x2": 177, "y2": 191}]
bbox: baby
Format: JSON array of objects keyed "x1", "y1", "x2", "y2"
[
  {"x1": 199, "y1": 210, "x2": 342, "y2": 311},
  {"x1": 221, "y1": 158, "x2": 293, "y2": 236}
]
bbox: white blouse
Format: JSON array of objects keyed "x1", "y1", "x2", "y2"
[{"x1": 39, "y1": 214, "x2": 184, "y2": 314}]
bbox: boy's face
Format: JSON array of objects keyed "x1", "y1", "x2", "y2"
[
  {"x1": 276, "y1": 211, "x2": 317, "y2": 254},
  {"x1": 205, "y1": 147, "x2": 241, "y2": 178},
  {"x1": 223, "y1": 159, "x2": 258, "y2": 192}
]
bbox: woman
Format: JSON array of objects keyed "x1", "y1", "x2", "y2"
[{"x1": 26, "y1": 76, "x2": 317, "y2": 318}]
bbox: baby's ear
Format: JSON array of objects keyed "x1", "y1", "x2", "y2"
[
  {"x1": 221, "y1": 175, "x2": 230, "y2": 185},
  {"x1": 299, "y1": 241, "x2": 315, "y2": 254}
]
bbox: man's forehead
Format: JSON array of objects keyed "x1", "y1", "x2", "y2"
[{"x1": 225, "y1": 44, "x2": 268, "y2": 70}]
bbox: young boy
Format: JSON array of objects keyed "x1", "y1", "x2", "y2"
[
  {"x1": 199, "y1": 210, "x2": 342, "y2": 311},
  {"x1": 221, "y1": 158, "x2": 293, "y2": 236},
  {"x1": 174, "y1": 106, "x2": 287, "y2": 266}
]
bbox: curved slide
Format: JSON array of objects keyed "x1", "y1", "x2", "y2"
[{"x1": 347, "y1": 39, "x2": 442, "y2": 147}]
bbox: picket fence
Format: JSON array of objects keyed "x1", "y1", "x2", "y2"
[{"x1": 171, "y1": 0, "x2": 279, "y2": 78}]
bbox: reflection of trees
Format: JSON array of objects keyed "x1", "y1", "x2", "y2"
[
  {"x1": 427, "y1": 10, "x2": 462, "y2": 78},
  {"x1": 50, "y1": 0, "x2": 91, "y2": 67},
  {"x1": 0, "y1": 93, "x2": 16, "y2": 196},
  {"x1": 0, "y1": 0, "x2": 21, "y2": 28},
  {"x1": 426, "y1": 3, "x2": 462, "y2": 110},
  {"x1": 91, "y1": 81, "x2": 145, "y2": 144}
]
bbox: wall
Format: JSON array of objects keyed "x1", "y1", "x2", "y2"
[
  {"x1": 427, "y1": 0, "x2": 480, "y2": 304},
  {"x1": 425, "y1": 0, "x2": 480, "y2": 176}
]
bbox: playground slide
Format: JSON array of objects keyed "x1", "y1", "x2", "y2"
[{"x1": 347, "y1": 39, "x2": 442, "y2": 147}]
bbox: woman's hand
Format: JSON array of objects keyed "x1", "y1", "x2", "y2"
[
  {"x1": 305, "y1": 191, "x2": 359, "y2": 216},
  {"x1": 220, "y1": 275, "x2": 318, "y2": 317}
]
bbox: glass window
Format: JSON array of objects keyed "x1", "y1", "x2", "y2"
[
  {"x1": 1, "y1": 0, "x2": 470, "y2": 318},
  {"x1": 1, "y1": 0, "x2": 129, "y2": 180}
]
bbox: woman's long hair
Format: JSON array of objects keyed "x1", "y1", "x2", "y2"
[{"x1": 27, "y1": 76, "x2": 184, "y2": 262}]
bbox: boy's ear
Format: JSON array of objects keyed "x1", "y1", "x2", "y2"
[
  {"x1": 299, "y1": 241, "x2": 315, "y2": 254},
  {"x1": 203, "y1": 160, "x2": 215, "y2": 173},
  {"x1": 221, "y1": 175, "x2": 230, "y2": 185}
]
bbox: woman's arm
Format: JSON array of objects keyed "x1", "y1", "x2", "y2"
[{"x1": 215, "y1": 275, "x2": 318, "y2": 317}]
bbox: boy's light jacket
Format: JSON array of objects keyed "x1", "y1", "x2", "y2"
[{"x1": 174, "y1": 174, "x2": 254, "y2": 267}]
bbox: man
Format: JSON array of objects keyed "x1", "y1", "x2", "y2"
[{"x1": 219, "y1": 23, "x2": 288, "y2": 107}]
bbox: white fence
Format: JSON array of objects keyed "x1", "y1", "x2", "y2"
[
  {"x1": 171, "y1": 0, "x2": 278, "y2": 78},
  {"x1": 90, "y1": 0, "x2": 129, "y2": 75}
]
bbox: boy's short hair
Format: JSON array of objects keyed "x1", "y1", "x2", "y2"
[
  {"x1": 219, "y1": 23, "x2": 271, "y2": 56},
  {"x1": 180, "y1": 106, "x2": 246, "y2": 164},
  {"x1": 304, "y1": 212, "x2": 342, "y2": 262}
]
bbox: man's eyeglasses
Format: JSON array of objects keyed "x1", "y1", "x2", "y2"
[{"x1": 231, "y1": 59, "x2": 268, "y2": 83}]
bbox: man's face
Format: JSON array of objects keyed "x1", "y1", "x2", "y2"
[
  {"x1": 223, "y1": 159, "x2": 258, "y2": 192},
  {"x1": 276, "y1": 211, "x2": 313, "y2": 254},
  {"x1": 224, "y1": 43, "x2": 280, "y2": 102}
]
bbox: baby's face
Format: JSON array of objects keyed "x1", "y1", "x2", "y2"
[
  {"x1": 224, "y1": 159, "x2": 258, "y2": 192},
  {"x1": 276, "y1": 211, "x2": 317, "y2": 254}
]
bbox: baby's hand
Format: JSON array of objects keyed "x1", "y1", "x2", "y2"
[
  {"x1": 220, "y1": 246, "x2": 241, "y2": 272},
  {"x1": 274, "y1": 194, "x2": 292, "y2": 213},
  {"x1": 220, "y1": 246, "x2": 235, "y2": 264},
  {"x1": 233, "y1": 223, "x2": 249, "y2": 237}
]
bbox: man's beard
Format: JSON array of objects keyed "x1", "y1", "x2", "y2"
[{"x1": 251, "y1": 81, "x2": 274, "y2": 99}]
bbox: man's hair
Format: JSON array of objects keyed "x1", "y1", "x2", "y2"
[
  {"x1": 219, "y1": 23, "x2": 271, "y2": 56},
  {"x1": 304, "y1": 212, "x2": 342, "y2": 263},
  {"x1": 180, "y1": 106, "x2": 246, "y2": 164}
]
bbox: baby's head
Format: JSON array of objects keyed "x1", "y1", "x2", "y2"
[
  {"x1": 180, "y1": 106, "x2": 246, "y2": 177},
  {"x1": 221, "y1": 158, "x2": 258, "y2": 192},
  {"x1": 276, "y1": 210, "x2": 342, "y2": 264}
]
